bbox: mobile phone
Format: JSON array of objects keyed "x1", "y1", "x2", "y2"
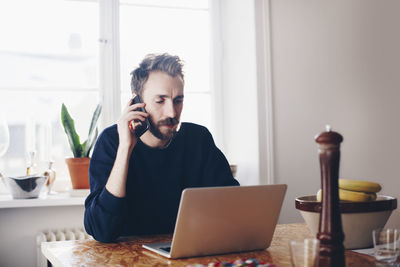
[{"x1": 130, "y1": 95, "x2": 150, "y2": 137}]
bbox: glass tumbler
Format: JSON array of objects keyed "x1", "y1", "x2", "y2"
[
  {"x1": 289, "y1": 238, "x2": 320, "y2": 267},
  {"x1": 373, "y1": 228, "x2": 400, "y2": 263}
]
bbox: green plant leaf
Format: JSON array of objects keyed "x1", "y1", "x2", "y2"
[
  {"x1": 83, "y1": 128, "x2": 98, "y2": 157},
  {"x1": 61, "y1": 103, "x2": 82, "y2": 157},
  {"x1": 82, "y1": 104, "x2": 102, "y2": 157},
  {"x1": 87, "y1": 104, "x2": 102, "y2": 138},
  {"x1": 76, "y1": 143, "x2": 83, "y2": 158},
  {"x1": 81, "y1": 140, "x2": 87, "y2": 156}
]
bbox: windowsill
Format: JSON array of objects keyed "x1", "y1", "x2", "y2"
[{"x1": 0, "y1": 190, "x2": 88, "y2": 209}]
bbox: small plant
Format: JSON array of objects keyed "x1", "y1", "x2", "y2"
[{"x1": 61, "y1": 103, "x2": 102, "y2": 158}]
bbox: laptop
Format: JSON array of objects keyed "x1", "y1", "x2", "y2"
[{"x1": 142, "y1": 184, "x2": 287, "y2": 259}]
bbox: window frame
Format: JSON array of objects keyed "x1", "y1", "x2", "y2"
[{"x1": 99, "y1": 0, "x2": 122, "y2": 130}]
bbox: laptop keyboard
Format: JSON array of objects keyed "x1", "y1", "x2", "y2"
[{"x1": 160, "y1": 247, "x2": 171, "y2": 252}]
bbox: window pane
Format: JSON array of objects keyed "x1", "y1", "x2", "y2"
[
  {"x1": 119, "y1": 3, "x2": 210, "y2": 94},
  {"x1": 0, "y1": 0, "x2": 99, "y2": 89},
  {"x1": 119, "y1": 1, "x2": 213, "y2": 138},
  {"x1": 0, "y1": 91, "x2": 100, "y2": 181},
  {"x1": 0, "y1": 0, "x2": 99, "y2": 192},
  {"x1": 181, "y1": 93, "x2": 213, "y2": 133}
]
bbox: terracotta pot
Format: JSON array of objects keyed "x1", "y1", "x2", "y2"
[{"x1": 65, "y1": 157, "x2": 90, "y2": 189}]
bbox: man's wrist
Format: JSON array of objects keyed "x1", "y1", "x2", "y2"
[{"x1": 117, "y1": 143, "x2": 134, "y2": 156}]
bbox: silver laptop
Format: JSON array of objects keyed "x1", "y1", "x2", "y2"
[{"x1": 142, "y1": 184, "x2": 287, "y2": 259}]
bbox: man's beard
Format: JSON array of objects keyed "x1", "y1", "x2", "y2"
[{"x1": 148, "y1": 116, "x2": 180, "y2": 141}]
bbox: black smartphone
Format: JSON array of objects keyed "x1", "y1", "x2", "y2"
[{"x1": 130, "y1": 95, "x2": 150, "y2": 137}]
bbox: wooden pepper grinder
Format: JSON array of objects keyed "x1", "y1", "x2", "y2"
[{"x1": 315, "y1": 125, "x2": 345, "y2": 267}]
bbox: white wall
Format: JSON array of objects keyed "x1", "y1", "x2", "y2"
[
  {"x1": 0, "y1": 206, "x2": 84, "y2": 267},
  {"x1": 269, "y1": 0, "x2": 400, "y2": 226}
]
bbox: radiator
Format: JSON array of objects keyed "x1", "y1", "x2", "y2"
[{"x1": 36, "y1": 228, "x2": 92, "y2": 267}]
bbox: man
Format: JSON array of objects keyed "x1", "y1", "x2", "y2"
[{"x1": 84, "y1": 53, "x2": 239, "y2": 243}]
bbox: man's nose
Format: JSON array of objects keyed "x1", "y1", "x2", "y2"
[{"x1": 164, "y1": 101, "x2": 176, "y2": 118}]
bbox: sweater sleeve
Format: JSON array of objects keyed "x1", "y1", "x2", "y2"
[
  {"x1": 84, "y1": 127, "x2": 127, "y2": 243},
  {"x1": 199, "y1": 127, "x2": 240, "y2": 187}
]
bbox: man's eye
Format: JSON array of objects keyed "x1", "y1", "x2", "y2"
[
  {"x1": 174, "y1": 99, "x2": 183, "y2": 104},
  {"x1": 155, "y1": 100, "x2": 164, "y2": 104}
]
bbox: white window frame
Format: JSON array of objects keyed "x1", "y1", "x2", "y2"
[
  {"x1": 99, "y1": 0, "x2": 121, "y2": 129},
  {"x1": 209, "y1": 0, "x2": 225, "y2": 151},
  {"x1": 255, "y1": 0, "x2": 274, "y2": 184}
]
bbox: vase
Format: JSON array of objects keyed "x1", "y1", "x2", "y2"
[
  {"x1": 65, "y1": 157, "x2": 90, "y2": 189},
  {"x1": 44, "y1": 161, "x2": 56, "y2": 193}
]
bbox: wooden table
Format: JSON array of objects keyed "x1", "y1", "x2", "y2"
[{"x1": 41, "y1": 223, "x2": 376, "y2": 267}]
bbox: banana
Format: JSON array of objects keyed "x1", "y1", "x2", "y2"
[
  {"x1": 316, "y1": 189, "x2": 377, "y2": 202},
  {"x1": 317, "y1": 189, "x2": 321, "y2": 201},
  {"x1": 339, "y1": 179, "x2": 381, "y2": 193}
]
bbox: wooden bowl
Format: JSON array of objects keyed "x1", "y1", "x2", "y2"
[{"x1": 295, "y1": 195, "x2": 397, "y2": 249}]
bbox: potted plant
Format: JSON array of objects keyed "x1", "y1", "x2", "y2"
[{"x1": 61, "y1": 103, "x2": 102, "y2": 189}]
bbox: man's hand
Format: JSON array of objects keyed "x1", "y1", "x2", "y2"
[
  {"x1": 106, "y1": 98, "x2": 149, "y2": 198},
  {"x1": 117, "y1": 97, "x2": 149, "y2": 151}
]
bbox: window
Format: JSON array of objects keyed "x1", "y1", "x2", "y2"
[
  {"x1": 0, "y1": 0, "x2": 216, "y2": 191},
  {"x1": 119, "y1": 0, "x2": 213, "y2": 132},
  {"x1": 0, "y1": 0, "x2": 99, "y2": 186}
]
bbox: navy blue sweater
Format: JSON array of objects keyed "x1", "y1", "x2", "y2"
[{"x1": 84, "y1": 122, "x2": 239, "y2": 242}]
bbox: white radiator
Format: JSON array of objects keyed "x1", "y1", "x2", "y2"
[{"x1": 36, "y1": 227, "x2": 92, "y2": 267}]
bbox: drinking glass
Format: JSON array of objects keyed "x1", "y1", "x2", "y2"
[
  {"x1": 373, "y1": 228, "x2": 400, "y2": 263},
  {"x1": 289, "y1": 238, "x2": 320, "y2": 267}
]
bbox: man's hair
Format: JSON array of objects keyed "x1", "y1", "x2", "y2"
[{"x1": 130, "y1": 53, "x2": 184, "y2": 95}]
